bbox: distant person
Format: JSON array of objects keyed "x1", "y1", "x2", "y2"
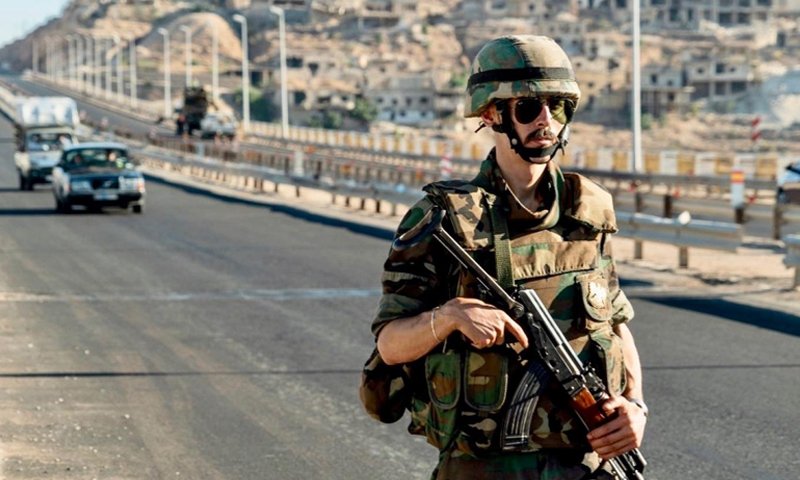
[
  {"x1": 28, "y1": 133, "x2": 42, "y2": 150},
  {"x1": 70, "y1": 153, "x2": 84, "y2": 168},
  {"x1": 365, "y1": 35, "x2": 647, "y2": 479}
]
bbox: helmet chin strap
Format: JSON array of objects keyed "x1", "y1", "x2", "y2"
[{"x1": 492, "y1": 106, "x2": 570, "y2": 163}]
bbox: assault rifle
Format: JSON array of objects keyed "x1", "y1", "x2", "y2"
[{"x1": 394, "y1": 208, "x2": 646, "y2": 480}]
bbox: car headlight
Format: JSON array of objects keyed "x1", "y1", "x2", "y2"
[
  {"x1": 119, "y1": 177, "x2": 145, "y2": 192},
  {"x1": 70, "y1": 180, "x2": 92, "y2": 191}
]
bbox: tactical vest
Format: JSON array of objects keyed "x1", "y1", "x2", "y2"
[{"x1": 406, "y1": 173, "x2": 628, "y2": 457}]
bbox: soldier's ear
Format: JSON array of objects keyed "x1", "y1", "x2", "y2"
[{"x1": 480, "y1": 103, "x2": 501, "y2": 126}]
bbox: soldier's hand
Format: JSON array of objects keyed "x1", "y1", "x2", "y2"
[
  {"x1": 586, "y1": 396, "x2": 647, "y2": 460},
  {"x1": 442, "y1": 297, "x2": 528, "y2": 349}
]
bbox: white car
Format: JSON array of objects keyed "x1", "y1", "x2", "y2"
[
  {"x1": 200, "y1": 113, "x2": 237, "y2": 140},
  {"x1": 777, "y1": 162, "x2": 800, "y2": 204}
]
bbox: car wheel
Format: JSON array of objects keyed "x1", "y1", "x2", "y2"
[{"x1": 132, "y1": 204, "x2": 143, "y2": 214}]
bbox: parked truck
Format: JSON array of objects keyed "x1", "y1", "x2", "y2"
[
  {"x1": 175, "y1": 86, "x2": 209, "y2": 136},
  {"x1": 14, "y1": 96, "x2": 80, "y2": 190}
]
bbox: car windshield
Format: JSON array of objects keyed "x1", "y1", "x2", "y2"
[
  {"x1": 27, "y1": 132, "x2": 74, "y2": 152},
  {"x1": 63, "y1": 148, "x2": 130, "y2": 170},
  {"x1": 780, "y1": 163, "x2": 800, "y2": 185}
]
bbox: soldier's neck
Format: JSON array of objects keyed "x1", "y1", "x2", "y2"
[{"x1": 496, "y1": 149, "x2": 548, "y2": 210}]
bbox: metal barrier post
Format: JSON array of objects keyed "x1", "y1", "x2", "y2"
[
  {"x1": 663, "y1": 194, "x2": 673, "y2": 218},
  {"x1": 784, "y1": 235, "x2": 800, "y2": 289},
  {"x1": 731, "y1": 168, "x2": 745, "y2": 224},
  {"x1": 773, "y1": 204, "x2": 783, "y2": 241},
  {"x1": 634, "y1": 191, "x2": 644, "y2": 260},
  {"x1": 678, "y1": 246, "x2": 689, "y2": 268},
  {"x1": 734, "y1": 207, "x2": 745, "y2": 224}
]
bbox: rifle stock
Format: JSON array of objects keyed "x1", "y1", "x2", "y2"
[{"x1": 393, "y1": 208, "x2": 646, "y2": 480}]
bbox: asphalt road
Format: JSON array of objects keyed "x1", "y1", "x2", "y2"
[{"x1": 0, "y1": 84, "x2": 798, "y2": 479}]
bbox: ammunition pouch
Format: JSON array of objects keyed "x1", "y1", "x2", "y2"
[{"x1": 359, "y1": 348, "x2": 412, "y2": 424}]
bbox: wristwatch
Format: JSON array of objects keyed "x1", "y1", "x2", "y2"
[{"x1": 626, "y1": 397, "x2": 649, "y2": 418}]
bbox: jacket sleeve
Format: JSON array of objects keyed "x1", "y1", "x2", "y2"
[{"x1": 371, "y1": 196, "x2": 453, "y2": 337}]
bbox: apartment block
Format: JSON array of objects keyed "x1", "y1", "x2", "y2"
[
  {"x1": 602, "y1": 0, "x2": 775, "y2": 28},
  {"x1": 366, "y1": 74, "x2": 437, "y2": 126},
  {"x1": 684, "y1": 56, "x2": 755, "y2": 100},
  {"x1": 642, "y1": 64, "x2": 694, "y2": 116}
]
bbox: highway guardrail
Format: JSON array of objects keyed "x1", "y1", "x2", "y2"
[{"x1": 616, "y1": 212, "x2": 743, "y2": 268}]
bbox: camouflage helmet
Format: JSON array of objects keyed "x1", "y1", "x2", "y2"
[{"x1": 465, "y1": 35, "x2": 581, "y2": 118}]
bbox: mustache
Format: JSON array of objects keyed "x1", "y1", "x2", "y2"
[{"x1": 525, "y1": 128, "x2": 556, "y2": 143}]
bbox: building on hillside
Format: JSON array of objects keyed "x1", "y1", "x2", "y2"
[
  {"x1": 582, "y1": 31, "x2": 626, "y2": 60},
  {"x1": 245, "y1": 0, "x2": 313, "y2": 22},
  {"x1": 777, "y1": 22, "x2": 800, "y2": 49},
  {"x1": 599, "y1": 0, "x2": 776, "y2": 29},
  {"x1": 641, "y1": 64, "x2": 694, "y2": 117},
  {"x1": 365, "y1": 73, "x2": 437, "y2": 126},
  {"x1": 534, "y1": 15, "x2": 587, "y2": 55},
  {"x1": 456, "y1": 0, "x2": 576, "y2": 21},
  {"x1": 684, "y1": 55, "x2": 756, "y2": 100},
  {"x1": 354, "y1": 0, "x2": 420, "y2": 28}
]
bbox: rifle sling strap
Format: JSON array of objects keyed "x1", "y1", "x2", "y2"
[{"x1": 484, "y1": 192, "x2": 514, "y2": 289}]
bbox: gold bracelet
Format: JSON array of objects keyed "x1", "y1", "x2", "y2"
[{"x1": 430, "y1": 306, "x2": 443, "y2": 343}]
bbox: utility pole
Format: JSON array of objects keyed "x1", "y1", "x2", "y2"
[{"x1": 632, "y1": 0, "x2": 642, "y2": 172}]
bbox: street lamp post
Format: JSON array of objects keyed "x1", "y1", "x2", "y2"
[
  {"x1": 113, "y1": 34, "x2": 123, "y2": 103},
  {"x1": 67, "y1": 34, "x2": 80, "y2": 90},
  {"x1": 233, "y1": 14, "x2": 250, "y2": 132},
  {"x1": 158, "y1": 28, "x2": 171, "y2": 118},
  {"x1": 65, "y1": 35, "x2": 75, "y2": 87},
  {"x1": 129, "y1": 39, "x2": 138, "y2": 108},
  {"x1": 45, "y1": 39, "x2": 49, "y2": 79},
  {"x1": 32, "y1": 40, "x2": 38, "y2": 74},
  {"x1": 632, "y1": 0, "x2": 642, "y2": 173},
  {"x1": 180, "y1": 25, "x2": 192, "y2": 88},
  {"x1": 269, "y1": 6, "x2": 289, "y2": 138},
  {"x1": 105, "y1": 38, "x2": 113, "y2": 99},
  {"x1": 209, "y1": 20, "x2": 219, "y2": 104},
  {"x1": 83, "y1": 35, "x2": 93, "y2": 93},
  {"x1": 71, "y1": 36, "x2": 79, "y2": 88},
  {"x1": 92, "y1": 35, "x2": 101, "y2": 96}
]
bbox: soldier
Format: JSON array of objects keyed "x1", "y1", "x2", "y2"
[{"x1": 370, "y1": 35, "x2": 647, "y2": 479}]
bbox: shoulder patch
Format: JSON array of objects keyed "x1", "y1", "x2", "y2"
[{"x1": 562, "y1": 173, "x2": 618, "y2": 233}]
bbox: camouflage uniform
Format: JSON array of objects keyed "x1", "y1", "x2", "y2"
[
  {"x1": 372, "y1": 152, "x2": 634, "y2": 479},
  {"x1": 369, "y1": 35, "x2": 634, "y2": 479}
]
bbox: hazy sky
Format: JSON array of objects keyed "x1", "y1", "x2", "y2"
[{"x1": 0, "y1": 0, "x2": 70, "y2": 49}]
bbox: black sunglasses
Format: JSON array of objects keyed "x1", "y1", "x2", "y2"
[{"x1": 511, "y1": 97, "x2": 575, "y2": 125}]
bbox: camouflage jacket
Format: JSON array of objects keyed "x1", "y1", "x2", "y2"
[{"x1": 372, "y1": 151, "x2": 634, "y2": 458}]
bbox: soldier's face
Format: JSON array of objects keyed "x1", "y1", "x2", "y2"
[{"x1": 508, "y1": 97, "x2": 569, "y2": 150}]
